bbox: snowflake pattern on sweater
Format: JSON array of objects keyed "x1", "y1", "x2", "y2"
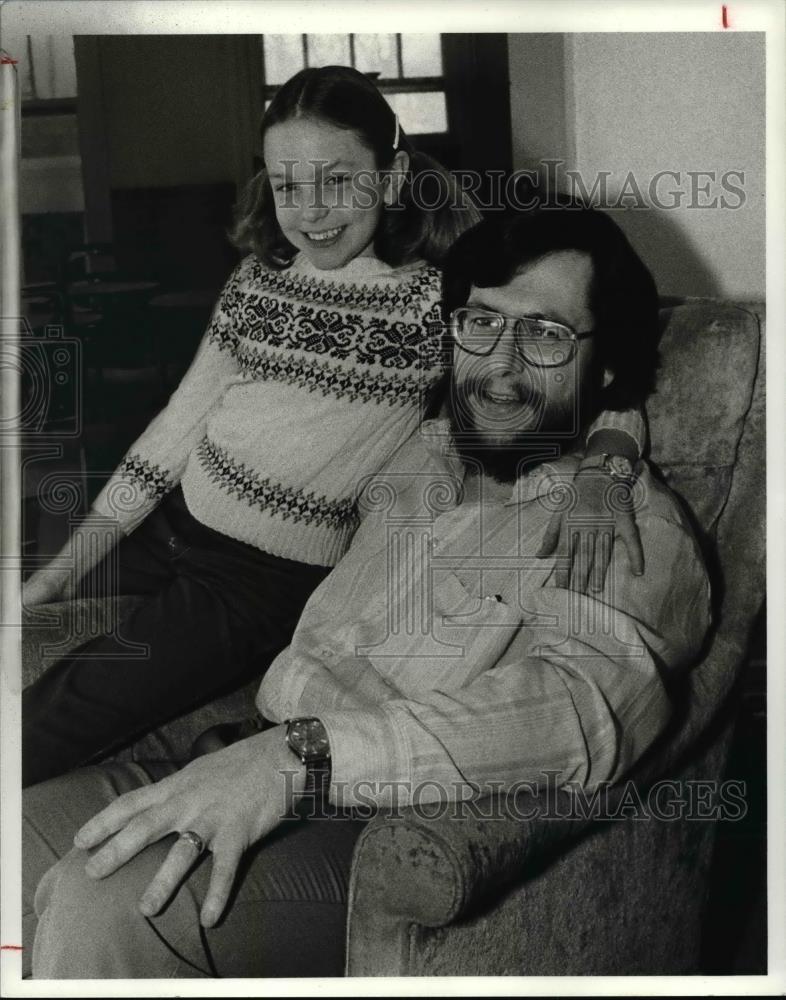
[
  {"x1": 208, "y1": 260, "x2": 443, "y2": 375},
  {"x1": 197, "y1": 437, "x2": 358, "y2": 532}
]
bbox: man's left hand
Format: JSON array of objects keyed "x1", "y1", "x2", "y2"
[{"x1": 73, "y1": 727, "x2": 306, "y2": 928}]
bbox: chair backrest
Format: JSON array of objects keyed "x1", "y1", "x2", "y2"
[{"x1": 638, "y1": 297, "x2": 765, "y2": 776}]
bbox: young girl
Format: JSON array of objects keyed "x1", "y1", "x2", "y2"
[{"x1": 23, "y1": 65, "x2": 645, "y2": 787}]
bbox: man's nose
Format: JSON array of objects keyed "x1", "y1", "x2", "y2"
[{"x1": 488, "y1": 325, "x2": 525, "y2": 374}]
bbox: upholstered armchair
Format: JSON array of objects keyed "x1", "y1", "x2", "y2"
[{"x1": 23, "y1": 297, "x2": 765, "y2": 976}]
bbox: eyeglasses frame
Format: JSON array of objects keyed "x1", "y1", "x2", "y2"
[{"x1": 450, "y1": 305, "x2": 596, "y2": 368}]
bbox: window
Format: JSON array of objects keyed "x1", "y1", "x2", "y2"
[
  {"x1": 15, "y1": 34, "x2": 78, "y2": 106},
  {"x1": 3, "y1": 31, "x2": 83, "y2": 216},
  {"x1": 261, "y1": 34, "x2": 448, "y2": 136},
  {"x1": 3, "y1": 29, "x2": 85, "y2": 281}
]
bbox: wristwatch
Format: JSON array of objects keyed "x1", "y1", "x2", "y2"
[
  {"x1": 579, "y1": 453, "x2": 637, "y2": 481},
  {"x1": 285, "y1": 716, "x2": 331, "y2": 799}
]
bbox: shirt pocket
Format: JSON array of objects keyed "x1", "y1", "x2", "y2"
[{"x1": 430, "y1": 570, "x2": 524, "y2": 688}]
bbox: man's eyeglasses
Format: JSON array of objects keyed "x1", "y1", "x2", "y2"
[{"x1": 450, "y1": 306, "x2": 596, "y2": 368}]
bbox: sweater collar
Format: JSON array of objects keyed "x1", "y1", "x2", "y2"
[{"x1": 290, "y1": 250, "x2": 398, "y2": 281}]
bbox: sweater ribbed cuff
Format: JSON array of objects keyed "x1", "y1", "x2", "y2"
[{"x1": 586, "y1": 408, "x2": 646, "y2": 458}]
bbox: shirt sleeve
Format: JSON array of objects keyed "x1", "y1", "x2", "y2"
[
  {"x1": 317, "y1": 508, "x2": 710, "y2": 808},
  {"x1": 90, "y1": 261, "x2": 247, "y2": 534},
  {"x1": 586, "y1": 407, "x2": 647, "y2": 458}
]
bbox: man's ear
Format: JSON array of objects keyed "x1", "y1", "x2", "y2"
[{"x1": 383, "y1": 150, "x2": 410, "y2": 206}]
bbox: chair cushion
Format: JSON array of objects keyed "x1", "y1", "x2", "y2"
[{"x1": 647, "y1": 300, "x2": 762, "y2": 535}]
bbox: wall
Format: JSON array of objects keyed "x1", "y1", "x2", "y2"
[
  {"x1": 94, "y1": 35, "x2": 263, "y2": 192},
  {"x1": 508, "y1": 34, "x2": 570, "y2": 173},
  {"x1": 507, "y1": 33, "x2": 765, "y2": 300}
]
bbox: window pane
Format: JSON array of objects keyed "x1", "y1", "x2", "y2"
[
  {"x1": 263, "y1": 35, "x2": 305, "y2": 85},
  {"x1": 306, "y1": 34, "x2": 351, "y2": 67},
  {"x1": 6, "y1": 34, "x2": 77, "y2": 101},
  {"x1": 401, "y1": 35, "x2": 442, "y2": 77},
  {"x1": 354, "y1": 34, "x2": 399, "y2": 78},
  {"x1": 386, "y1": 91, "x2": 447, "y2": 135}
]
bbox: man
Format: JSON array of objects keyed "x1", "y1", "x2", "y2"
[{"x1": 23, "y1": 205, "x2": 710, "y2": 978}]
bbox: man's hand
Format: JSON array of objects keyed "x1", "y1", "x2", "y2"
[
  {"x1": 537, "y1": 467, "x2": 644, "y2": 593},
  {"x1": 73, "y1": 727, "x2": 307, "y2": 927}
]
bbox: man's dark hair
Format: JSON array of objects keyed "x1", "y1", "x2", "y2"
[{"x1": 438, "y1": 203, "x2": 660, "y2": 412}]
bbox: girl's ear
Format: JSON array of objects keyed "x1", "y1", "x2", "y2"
[
  {"x1": 603, "y1": 368, "x2": 614, "y2": 388},
  {"x1": 383, "y1": 150, "x2": 410, "y2": 206}
]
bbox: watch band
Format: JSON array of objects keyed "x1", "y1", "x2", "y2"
[
  {"x1": 304, "y1": 757, "x2": 331, "y2": 799},
  {"x1": 285, "y1": 717, "x2": 331, "y2": 805}
]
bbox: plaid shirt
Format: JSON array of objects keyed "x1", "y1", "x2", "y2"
[{"x1": 257, "y1": 419, "x2": 710, "y2": 806}]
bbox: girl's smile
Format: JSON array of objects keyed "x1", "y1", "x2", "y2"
[{"x1": 301, "y1": 224, "x2": 347, "y2": 246}]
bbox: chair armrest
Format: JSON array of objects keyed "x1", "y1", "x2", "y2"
[
  {"x1": 346, "y1": 788, "x2": 591, "y2": 974},
  {"x1": 350, "y1": 788, "x2": 587, "y2": 925}
]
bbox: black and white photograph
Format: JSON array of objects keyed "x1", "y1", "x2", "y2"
[{"x1": 1, "y1": 0, "x2": 783, "y2": 993}]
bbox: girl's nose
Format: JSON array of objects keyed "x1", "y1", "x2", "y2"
[
  {"x1": 300, "y1": 204, "x2": 329, "y2": 223},
  {"x1": 300, "y1": 186, "x2": 331, "y2": 223}
]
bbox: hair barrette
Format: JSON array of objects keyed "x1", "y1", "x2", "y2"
[{"x1": 392, "y1": 113, "x2": 400, "y2": 151}]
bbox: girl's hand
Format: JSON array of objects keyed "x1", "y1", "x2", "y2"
[
  {"x1": 22, "y1": 566, "x2": 71, "y2": 607},
  {"x1": 73, "y1": 728, "x2": 307, "y2": 928},
  {"x1": 537, "y1": 466, "x2": 645, "y2": 593}
]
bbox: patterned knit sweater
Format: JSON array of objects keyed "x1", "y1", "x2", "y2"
[
  {"x1": 92, "y1": 252, "x2": 446, "y2": 566},
  {"x1": 92, "y1": 251, "x2": 646, "y2": 568}
]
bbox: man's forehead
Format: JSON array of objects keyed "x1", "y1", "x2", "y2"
[{"x1": 468, "y1": 250, "x2": 594, "y2": 321}]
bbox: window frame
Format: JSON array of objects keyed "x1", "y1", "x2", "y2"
[
  {"x1": 21, "y1": 97, "x2": 78, "y2": 117},
  {"x1": 260, "y1": 33, "x2": 449, "y2": 140}
]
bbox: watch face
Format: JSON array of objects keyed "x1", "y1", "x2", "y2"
[{"x1": 288, "y1": 718, "x2": 330, "y2": 761}]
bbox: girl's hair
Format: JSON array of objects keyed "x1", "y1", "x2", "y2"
[{"x1": 230, "y1": 65, "x2": 481, "y2": 269}]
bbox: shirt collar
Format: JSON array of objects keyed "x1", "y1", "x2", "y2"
[{"x1": 420, "y1": 418, "x2": 583, "y2": 506}]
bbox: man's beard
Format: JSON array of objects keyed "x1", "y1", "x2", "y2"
[{"x1": 446, "y1": 377, "x2": 587, "y2": 484}]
